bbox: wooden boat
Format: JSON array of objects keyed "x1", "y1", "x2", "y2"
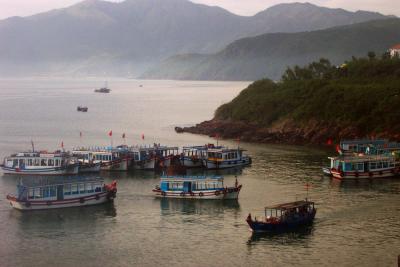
[
  {"x1": 152, "y1": 175, "x2": 242, "y2": 199},
  {"x1": 2, "y1": 151, "x2": 79, "y2": 175},
  {"x1": 72, "y1": 149, "x2": 130, "y2": 171},
  {"x1": 6, "y1": 178, "x2": 117, "y2": 210},
  {"x1": 77, "y1": 106, "x2": 88, "y2": 112},
  {"x1": 202, "y1": 147, "x2": 251, "y2": 169},
  {"x1": 129, "y1": 144, "x2": 179, "y2": 170},
  {"x1": 246, "y1": 199, "x2": 316, "y2": 233},
  {"x1": 328, "y1": 154, "x2": 400, "y2": 180}
]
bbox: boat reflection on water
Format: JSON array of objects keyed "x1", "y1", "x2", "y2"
[
  {"x1": 158, "y1": 197, "x2": 240, "y2": 216},
  {"x1": 247, "y1": 224, "x2": 314, "y2": 246}
]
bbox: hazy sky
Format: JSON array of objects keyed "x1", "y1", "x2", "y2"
[{"x1": 0, "y1": 0, "x2": 399, "y2": 19}]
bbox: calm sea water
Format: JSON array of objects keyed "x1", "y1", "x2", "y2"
[{"x1": 0, "y1": 79, "x2": 399, "y2": 267}]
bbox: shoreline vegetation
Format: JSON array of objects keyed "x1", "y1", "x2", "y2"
[{"x1": 176, "y1": 54, "x2": 400, "y2": 145}]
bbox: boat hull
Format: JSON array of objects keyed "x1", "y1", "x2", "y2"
[
  {"x1": 1, "y1": 165, "x2": 79, "y2": 175},
  {"x1": 330, "y1": 168, "x2": 399, "y2": 180},
  {"x1": 79, "y1": 162, "x2": 101, "y2": 173},
  {"x1": 100, "y1": 158, "x2": 130, "y2": 171},
  {"x1": 246, "y1": 211, "x2": 316, "y2": 233},
  {"x1": 203, "y1": 156, "x2": 251, "y2": 169},
  {"x1": 133, "y1": 158, "x2": 156, "y2": 170},
  {"x1": 6, "y1": 191, "x2": 115, "y2": 211},
  {"x1": 181, "y1": 157, "x2": 203, "y2": 168},
  {"x1": 153, "y1": 186, "x2": 241, "y2": 200}
]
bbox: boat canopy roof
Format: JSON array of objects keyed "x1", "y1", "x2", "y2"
[
  {"x1": 207, "y1": 147, "x2": 245, "y2": 153},
  {"x1": 8, "y1": 151, "x2": 69, "y2": 158},
  {"x1": 160, "y1": 175, "x2": 223, "y2": 182},
  {"x1": 340, "y1": 139, "x2": 387, "y2": 145},
  {"x1": 18, "y1": 176, "x2": 105, "y2": 188},
  {"x1": 328, "y1": 154, "x2": 394, "y2": 163},
  {"x1": 265, "y1": 200, "x2": 314, "y2": 210}
]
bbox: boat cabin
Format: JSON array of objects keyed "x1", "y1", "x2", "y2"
[
  {"x1": 265, "y1": 200, "x2": 315, "y2": 220},
  {"x1": 329, "y1": 155, "x2": 396, "y2": 173},
  {"x1": 16, "y1": 178, "x2": 105, "y2": 201},
  {"x1": 3, "y1": 152, "x2": 72, "y2": 168},
  {"x1": 206, "y1": 148, "x2": 244, "y2": 161},
  {"x1": 159, "y1": 176, "x2": 224, "y2": 193}
]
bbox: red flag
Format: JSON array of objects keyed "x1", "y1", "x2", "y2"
[
  {"x1": 61, "y1": 141, "x2": 64, "y2": 148},
  {"x1": 326, "y1": 138, "x2": 333, "y2": 145},
  {"x1": 336, "y1": 144, "x2": 341, "y2": 153},
  {"x1": 122, "y1": 133, "x2": 126, "y2": 139},
  {"x1": 108, "y1": 130, "x2": 112, "y2": 137},
  {"x1": 141, "y1": 133, "x2": 144, "y2": 140}
]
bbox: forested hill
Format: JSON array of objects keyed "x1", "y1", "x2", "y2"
[
  {"x1": 142, "y1": 18, "x2": 400, "y2": 81},
  {"x1": 180, "y1": 55, "x2": 400, "y2": 144}
]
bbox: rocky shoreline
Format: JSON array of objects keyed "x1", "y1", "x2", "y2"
[{"x1": 175, "y1": 119, "x2": 400, "y2": 145}]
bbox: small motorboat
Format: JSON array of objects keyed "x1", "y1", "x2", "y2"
[
  {"x1": 77, "y1": 106, "x2": 88, "y2": 112},
  {"x1": 6, "y1": 178, "x2": 117, "y2": 210},
  {"x1": 246, "y1": 199, "x2": 316, "y2": 233}
]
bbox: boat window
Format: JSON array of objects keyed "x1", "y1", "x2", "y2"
[
  {"x1": 356, "y1": 163, "x2": 364, "y2": 171},
  {"x1": 71, "y1": 184, "x2": 79, "y2": 194},
  {"x1": 42, "y1": 187, "x2": 49, "y2": 198},
  {"x1": 64, "y1": 184, "x2": 71, "y2": 195},
  {"x1": 28, "y1": 188, "x2": 35, "y2": 199},
  {"x1": 389, "y1": 162, "x2": 395, "y2": 167},
  {"x1": 34, "y1": 159, "x2": 40, "y2": 166},
  {"x1": 13, "y1": 159, "x2": 18, "y2": 167},
  {"x1": 86, "y1": 183, "x2": 94, "y2": 193},
  {"x1": 79, "y1": 183, "x2": 85, "y2": 194},
  {"x1": 370, "y1": 162, "x2": 376, "y2": 170},
  {"x1": 94, "y1": 184, "x2": 102, "y2": 192},
  {"x1": 48, "y1": 159, "x2": 54, "y2": 166},
  {"x1": 27, "y1": 159, "x2": 33, "y2": 166},
  {"x1": 19, "y1": 159, "x2": 25, "y2": 167},
  {"x1": 383, "y1": 162, "x2": 388, "y2": 168},
  {"x1": 55, "y1": 159, "x2": 60, "y2": 166},
  {"x1": 34, "y1": 188, "x2": 42, "y2": 199},
  {"x1": 41, "y1": 159, "x2": 47, "y2": 166},
  {"x1": 377, "y1": 162, "x2": 383, "y2": 169},
  {"x1": 50, "y1": 186, "x2": 56, "y2": 197}
]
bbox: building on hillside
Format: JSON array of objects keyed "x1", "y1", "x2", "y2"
[{"x1": 389, "y1": 44, "x2": 400, "y2": 58}]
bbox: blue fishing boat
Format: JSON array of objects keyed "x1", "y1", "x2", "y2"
[
  {"x1": 153, "y1": 175, "x2": 242, "y2": 199},
  {"x1": 246, "y1": 199, "x2": 316, "y2": 233}
]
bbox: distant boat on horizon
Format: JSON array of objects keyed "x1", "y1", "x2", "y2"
[{"x1": 94, "y1": 81, "x2": 111, "y2": 93}]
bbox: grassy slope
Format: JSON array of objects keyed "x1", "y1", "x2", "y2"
[{"x1": 214, "y1": 56, "x2": 400, "y2": 140}]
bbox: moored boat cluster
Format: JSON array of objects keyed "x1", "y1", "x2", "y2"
[{"x1": 1, "y1": 143, "x2": 252, "y2": 175}]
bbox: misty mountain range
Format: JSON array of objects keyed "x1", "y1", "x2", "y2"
[{"x1": 0, "y1": 0, "x2": 394, "y2": 78}]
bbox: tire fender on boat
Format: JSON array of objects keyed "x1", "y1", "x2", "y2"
[
  {"x1": 95, "y1": 194, "x2": 100, "y2": 200},
  {"x1": 355, "y1": 172, "x2": 359, "y2": 178},
  {"x1": 190, "y1": 192, "x2": 195, "y2": 196},
  {"x1": 25, "y1": 201, "x2": 31, "y2": 208},
  {"x1": 215, "y1": 190, "x2": 220, "y2": 196},
  {"x1": 46, "y1": 201, "x2": 52, "y2": 206},
  {"x1": 199, "y1": 192, "x2": 204, "y2": 197},
  {"x1": 180, "y1": 192, "x2": 185, "y2": 197},
  {"x1": 369, "y1": 172, "x2": 373, "y2": 177},
  {"x1": 161, "y1": 191, "x2": 166, "y2": 197},
  {"x1": 80, "y1": 198, "x2": 85, "y2": 204}
]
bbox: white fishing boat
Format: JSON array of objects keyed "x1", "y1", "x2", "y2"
[
  {"x1": 180, "y1": 145, "x2": 208, "y2": 168},
  {"x1": 152, "y1": 176, "x2": 242, "y2": 199},
  {"x1": 328, "y1": 154, "x2": 400, "y2": 180},
  {"x1": 202, "y1": 147, "x2": 251, "y2": 169},
  {"x1": 6, "y1": 178, "x2": 117, "y2": 210},
  {"x1": 73, "y1": 149, "x2": 130, "y2": 171},
  {"x1": 1, "y1": 151, "x2": 79, "y2": 175}
]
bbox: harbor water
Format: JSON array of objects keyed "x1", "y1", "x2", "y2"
[{"x1": 0, "y1": 79, "x2": 399, "y2": 266}]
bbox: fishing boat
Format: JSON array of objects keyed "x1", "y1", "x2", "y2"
[
  {"x1": 180, "y1": 145, "x2": 208, "y2": 168},
  {"x1": 77, "y1": 106, "x2": 88, "y2": 112},
  {"x1": 152, "y1": 175, "x2": 242, "y2": 199},
  {"x1": 130, "y1": 144, "x2": 179, "y2": 170},
  {"x1": 246, "y1": 199, "x2": 316, "y2": 233},
  {"x1": 202, "y1": 147, "x2": 251, "y2": 169},
  {"x1": 94, "y1": 82, "x2": 111, "y2": 93},
  {"x1": 328, "y1": 154, "x2": 399, "y2": 180},
  {"x1": 6, "y1": 178, "x2": 117, "y2": 210},
  {"x1": 73, "y1": 149, "x2": 130, "y2": 171},
  {"x1": 71, "y1": 150, "x2": 101, "y2": 173},
  {"x1": 1, "y1": 151, "x2": 79, "y2": 175}
]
